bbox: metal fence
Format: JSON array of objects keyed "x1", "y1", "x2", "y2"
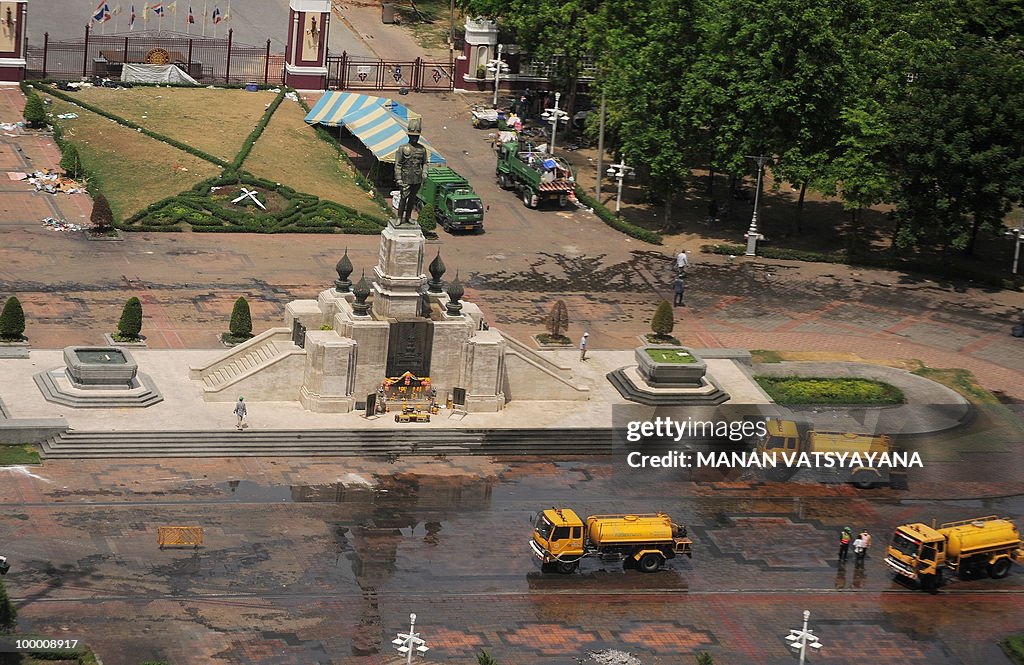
[
  {"x1": 326, "y1": 52, "x2": 454, "y2": 92},
  {"x1": 26, "y1": 29, "x2": 284, "y2": 85}
]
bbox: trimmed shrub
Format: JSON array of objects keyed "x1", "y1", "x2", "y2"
[
  {"x1": 546, "y1": 299, "x2": 569, "y2": 338},
  {"x1": 696, "y1": 653, "x2": 715, "y2": 665},
  {"x1": 23, "y1": 92, "x2": 46, "y2": 128},
  {"x1": 0, "y1": 296, "x2": 26, "y2": 341},
  {"x1": 418, "y1": 203, "x2": 437, "y2": 233},
  {"x1": 117, "y1": 297, "x2": 143, "y2": 340},
  {"x1": 60, "y1": 143, "x2": 83, "y2": 178},
  {"x1": 90, "y1": 193, "x2": 114, "y2": 231},
  {"x1": 228, "y1": 297, "x2": 254, "y2": 339},
  {"x1": 0, "y1": 579, "x2": 16, "y2": 633},
  {"x1": 477, "y1": 652, "x2": 497, "y2": 665},
  {"x1": 650, "y1": 300, "x2": 675, "y2": 339},
  {"x1": 575, "y1": 186, "x2": 662, "y2": 244},
  {"x1": 754, "y1": 376, "x2": 905, "y2": 405}
]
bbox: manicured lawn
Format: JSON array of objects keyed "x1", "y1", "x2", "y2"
[
  {"x1": 245, "y1": 97, "x2": 386, "y2": 218},
  {"x1": 1000, "y1": 635, "x2": 1024, "y2": 665},
  {"x1": 71, "y1": 86, "x2": 274, "y2": 161},
  {"x1": 755, "y1": 377, "x2": 905, "y2": 405},
  {"x1": 47, "y1": 97, "x2": 220, "y2": 220},
  {"x1": 646, "y1": 348, "x2": 696, "y2": 364},
  {"x1": 0, "y1": 444, "x2": 41, "y2": 465}
]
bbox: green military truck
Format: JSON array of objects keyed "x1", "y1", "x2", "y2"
[
  {"x1": 416, "y1": 167, "x2": 485, "y2": 233},
  {"x1": 496, "y1": 141, "x2": 575, "y2": 209}
]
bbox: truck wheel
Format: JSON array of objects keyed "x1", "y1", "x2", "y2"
[
  {"x1": 498, "y1": 173, "x2": 511, "y2": 190},
  {"x1": 555, "y1": 561, "x2": 578, "y2": 574},
  {"x1": 851, "y1": 471, "x2": 877, "y2": 489},
  {"x1": 637, "y1": 553, "x2": 663, "y2": 573},
  {"x1": 522, "y1": 189, "x2": 536, "y2": 209},
  {"x1": 988, "y1": 558, "x2": 1011, "y2": 579}
]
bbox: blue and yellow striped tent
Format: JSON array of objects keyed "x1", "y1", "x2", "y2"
[{"x1": 304, "y1": 92, "x2": 445, "y2": 165}]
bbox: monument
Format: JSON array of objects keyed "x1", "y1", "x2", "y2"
[{"x1": 190, "y1": 120, "x2": 589, "y2": 412}]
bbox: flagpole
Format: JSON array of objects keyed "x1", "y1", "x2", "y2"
[{"x1": 202, "y1": 0, "x2": 207, "y2": 37}]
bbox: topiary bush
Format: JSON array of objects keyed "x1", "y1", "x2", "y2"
[
  {"x1": 418, "y1": 203, "x2": 437, "y2": 234},
  {"x1": 60, "y1": 143, "x2": 83, "y2": 179},
  {"x1": 23, "y1": 92, "x2": 46, "y2": 128},
  {"x1": 228, "y1": 297, "x2": 254, "y2": 340},
  {"x1": 545, "y1": 299, "x2": 569, "y2": 339},
  {"x1": 0, "y1": 296, "x2": 26, "y2": 341},
  {"x1": 0, "y1": 579, "x2": 16, "y2": 633},
  {"x1": 650, "y1": 299, "x2": 675, "y2": 340},
  {"x1": 90, "y1": 193, "x2": 114, "y2": 232},
  {"x1": 116, "y1": 297, "x2": 143, "y2": 341}
]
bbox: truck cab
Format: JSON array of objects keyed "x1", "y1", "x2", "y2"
[
  {"x1": 438, "y1": 186, "x2": 484, "y2": 232},
  {"x1": 530, "y1": 508, "x2": 585, "y2": 573},
  {"x1": 885, "y1": 522, "x2": 946, "y2": 586}
]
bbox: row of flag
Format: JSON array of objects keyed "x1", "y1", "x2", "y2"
[{"x1": 92, "y1": 1, "x2": 230, "y2": 29}]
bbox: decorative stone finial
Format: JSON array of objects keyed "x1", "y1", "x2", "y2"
[
  {"x1": 352, "y1": 270, "x2": 371, "y2": 316},
  {"x1": 428, "y1": 250, "x2": 446, "y2": 293},
  {"x1": 335, "y1": 248, "x2": 354, "y2": 292},
  {"x1": 445, "y1": 271, "x2": 464, "y2": 316}
]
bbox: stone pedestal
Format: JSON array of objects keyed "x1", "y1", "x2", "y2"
[
  {"x1": 372, "y1": 225, "x2": 428, "y2": 320},
  {"x1": 299, "y1": 331, "x2": 356, "y2": 412},
  {"x1": 460, "y1": 330, "x2": 506, "y2": 412}
]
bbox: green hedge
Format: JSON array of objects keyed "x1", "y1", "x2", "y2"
[
  {"x1": 702, "y1": 243, "x2": 1023, "y2": 291},
  {"x1": 31, "y1": 83, "x2": 229, "y2": 168},
  {"x1": 229, "y1": 89, "x2": 285, "y2": 171},
  {"x1": 754, "y1": 376, "x2": 905, "y2": 405},
  {"x1": 575, "y1": 186, "x2": 662, "y2": 245},
  {"x1": 1000, "y1": 635, "x2": 1024, "y2": 665},
  {"x1": 121, "y1": 173, "x2": 389, "y2": 234}
]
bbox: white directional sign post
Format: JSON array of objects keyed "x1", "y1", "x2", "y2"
[{"x1": 392, "y1": 612, "x2": 429, "y2": 665}]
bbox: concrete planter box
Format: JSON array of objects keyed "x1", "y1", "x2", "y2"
[
  {"x1": 63, "y1": 346, "x2": 138, "y2": 386},
  {"x1": 635, "y1": 345, "x2": 707, "y2": 387}
]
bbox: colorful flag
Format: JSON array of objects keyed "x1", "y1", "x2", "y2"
[
  {"x1": 187, "y1": 5, "x2": 194, "y2": 23},
  {"x1": 211, "y1": 6, "x2": 221, "y2": 24},
  {"x1": 129, "y1": 3, "x2": 136, "y2": 28},
  {"x1": 111, "y1": 5, "x2": 122, "y2": 15},
  {"x1": 152, "y1": 2, "x2": 164, "y2": 16},
  {"x1": 91, "y1": 0, "x2": 108, "y2": 22},
  {"x1": 166, "y1": 1, "x2": 176, "y2": 15},
  {"x1": 142, "y1": 2, "x2": 149, "y2": 22}
]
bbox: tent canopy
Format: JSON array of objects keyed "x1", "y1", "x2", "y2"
[{"x1": 304, "y1": 92, "x2": 445, "y2": 165}]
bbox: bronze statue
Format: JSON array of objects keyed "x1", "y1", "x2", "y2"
[{"x1": 394, "y1": 117, "x2": 428, "y2": 228}]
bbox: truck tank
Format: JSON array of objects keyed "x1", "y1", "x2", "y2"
[
  {"x1": 806, "y1": 431, "x2": 890, "y2": 455},
  {"x1": 940, "y1": 518, "x2": 1021, "y2": 559},
  {"x1": 586, "y1": 514, "x2": 674, "y2": 546}
]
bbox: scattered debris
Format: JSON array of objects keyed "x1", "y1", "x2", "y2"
[
  {"x1": 0, "y1": 122, "x2": 23, "y2": 133},
  {"x1": 586, "y1": 650, "x2": 643, "y2": 665},
  {"x1": 285, "y1": 91, "x2": 299, "y2": 102},
  {"x1": 27, "y1": 169, "x2": 85, "y2": 194},
  {"x1": 6, "y1": 172, "x2": 27, "y2": 181},
  {"x1": 42, "y1": 216, "x2": 84, "y2": 232},
  {"x1": 55, "y1": 112, "x2": 79, "y2": 120}
]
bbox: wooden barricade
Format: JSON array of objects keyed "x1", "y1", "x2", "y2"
[{"x1": 157, "y1": 526, "x2": 204, "y2": 549}]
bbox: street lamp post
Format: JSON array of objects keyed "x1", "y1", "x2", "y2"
[
  {"x1": 606, "y1": 159, "x2": 634, "y2": 215},
  {"x1": 785, "y1": 610, "x2": 823, "y2": 665},
  {"x1": 540, "y1": 91, "x2": 569, "y2": 154},
  {"x1": 485, "y1": 44, "x2": 507, "y2": 108},
  {"x1": 745, "y1": 154, "x2": 769, "y2": 256},
  {"x1": 392, "y1": 612, "x2": 429, "y2": 665},
  {"x1": 1006, "y1": 227, "x2": 1023, "y2": 275}
]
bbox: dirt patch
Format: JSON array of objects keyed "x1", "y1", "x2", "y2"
[{"x1": 70, "y1": 86, "x2": 275, "y2": 161}]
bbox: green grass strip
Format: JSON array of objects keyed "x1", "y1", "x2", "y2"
[
  {"x1": 230, "y1": 89, "x2": 286, "y2": 172},
  {"x1": 0, "y1": 444, "x2": 41, "y2": 465}
]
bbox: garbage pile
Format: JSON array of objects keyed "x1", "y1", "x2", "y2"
[
  {"x1": 24, "y1": 169, "x2": 86, "y2": 194},
  {"x1": 42, "y1": 217, "x2": 85, "y2": 232},
  {"x1": 586, "y1": 650, "x2": 643, "y2": 665}
]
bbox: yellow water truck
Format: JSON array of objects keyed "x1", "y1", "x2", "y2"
[
  {"x1": 756, "y1": 417, "x2": 904, "y2": 488},
  {"x1": 885, "y1": 515, "x2": 1023, "y2": 588},
  {"x1": 530, "y1": 508, "x2": 692, "y2": 574}
]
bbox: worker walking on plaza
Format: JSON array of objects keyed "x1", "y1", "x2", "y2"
[
  {"x1": 579, "y1": 332, "x2": 589, "y2": 361},
  {"x1": 673, "y1": 274, "x2": 686, "y2": 307},
  {"x1": 234, "y1": 396, "x2": 247, "y2": 431},
  {"x1": 674, "y1": 249, "x2": 689, "y2": 274},
  {"x1": 838, "y1": 526, "x2": 852, "y2": 562}
]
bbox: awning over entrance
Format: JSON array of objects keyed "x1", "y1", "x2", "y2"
[{"x1": 304, "y1": 92, "x2": 445, "y2": 165}]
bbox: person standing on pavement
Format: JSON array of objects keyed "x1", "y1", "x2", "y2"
[
  {"x1": 675, "y1": 249, "x2": 689, "y2": 274},
  {"x1": 579, "y1": 332, "x2": 589, "y2": 361},
  {"x1": 860, "y1": 530, "x2": 872, "y2": 556},
  {"x1": 234, "y1": 396, "x2": 247, "y2": 431},
  {"x1": 673, "y1": 274, "x2": 686, "y2": 307},
  {"x1": 853, "y1": 534, "x2": 867, "y2": 564},
  {"x1": 838, "y1": 526, "x2": 852, "y2": 562}
]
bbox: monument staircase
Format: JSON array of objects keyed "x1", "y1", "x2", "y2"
[
  {"x1": 189, "y1": 328, "x2": 305, "y2": 397},
  {"x1": 38, "y1": 428, "x2": 616, "y2": 458}
]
